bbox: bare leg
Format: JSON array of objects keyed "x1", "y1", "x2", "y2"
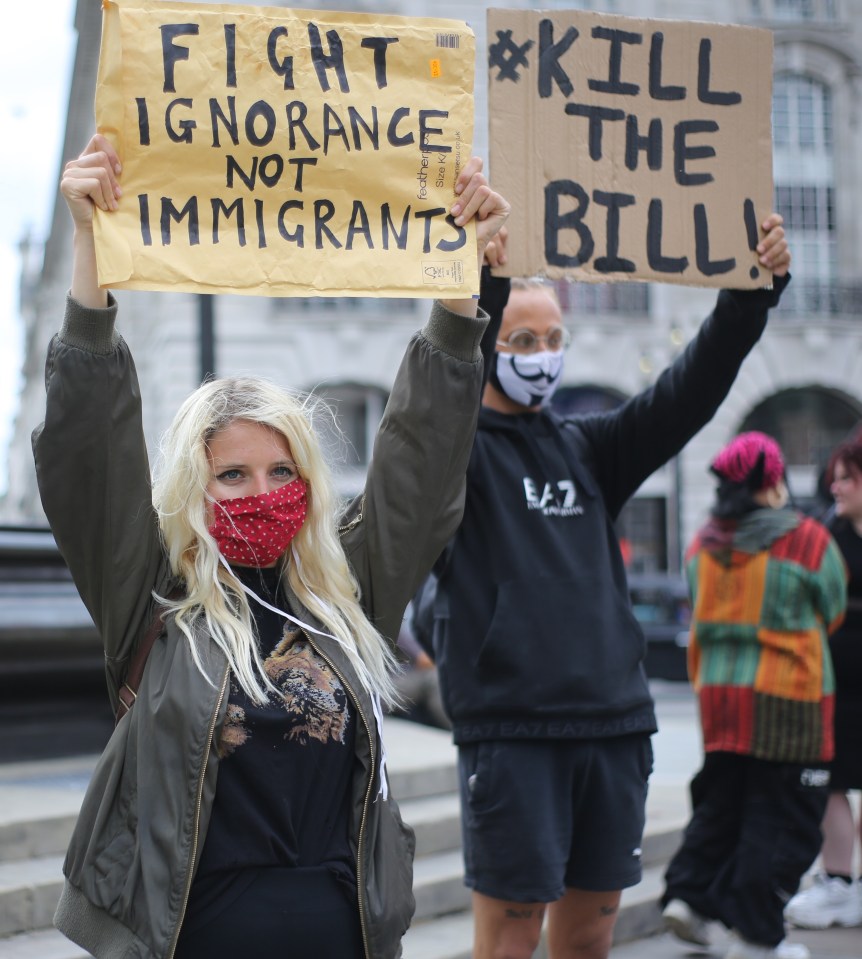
[
  {"x1": 821, "y1": 792, "x2": 856, "y2": 876},
  {"x1": 472, "y1": 890, "x2": 546, "y2": 959},
  {"x1": 546, "y1": 888, "x2": 622, "y2": 959}
]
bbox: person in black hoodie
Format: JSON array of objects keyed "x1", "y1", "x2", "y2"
[{"x1": 429, "y1": 218, "x2": 792, "y2": 959}]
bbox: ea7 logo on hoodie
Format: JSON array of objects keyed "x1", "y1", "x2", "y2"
[{"x1": 523, "y1": 478, "x2": 584, "y2": 517}]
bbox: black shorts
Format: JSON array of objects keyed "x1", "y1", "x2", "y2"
[{"x1": 458, "y1": 734, "x2": 653, "y2": 903}]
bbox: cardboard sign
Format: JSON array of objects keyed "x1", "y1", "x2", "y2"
[
  {"x1": 487, "y1": 8, "x2": 774, "y2": 288},
  {"x1": 94, "y1": 0, "x2": 476, "y2": 297}
]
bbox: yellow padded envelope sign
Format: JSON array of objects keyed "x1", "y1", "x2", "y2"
[{"x1": 95, "y1": 0, "x2": 476, "y2": 297}]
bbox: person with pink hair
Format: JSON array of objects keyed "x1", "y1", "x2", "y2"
[{"x1": 661, "y1": 432, "x2": 847, "y2": 959}]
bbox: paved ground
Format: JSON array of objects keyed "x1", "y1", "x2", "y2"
[{"x1": 612, "y1": 926, "x2": 861, "y2": 958}]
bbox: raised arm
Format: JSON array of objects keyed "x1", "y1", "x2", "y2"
[
  {"x1": 583, "y1": 214, "x2": 792, "y2": 517},
  {"x1": 341, "y1": 164, "x2": 510, "y2": 641},
  {"x1": 439, "y1": 157, "x2": 511, "y2": 318},
  {"x1": 756, "y1": 213, "x2": 791, "y2": 279},
  {"x1": 477, "y1": 227, "x2": 511, "y2": 388},
  {"x1": 33, "y1": 136, "x2": 168, "y2": 708},
  {"x1": 60, "y1": 133, "x2": 123, "y2": 308}
]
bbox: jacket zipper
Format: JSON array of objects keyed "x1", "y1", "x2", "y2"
[
  {"x1": 337, "y1": 496, "x2": 365, "y2": 536},
  {"x1": 167, "y1": 664, "x2": 230, "y2": 959},
  {"x1": 307, "y1": 635, "x2": 375, "y2": 959}
]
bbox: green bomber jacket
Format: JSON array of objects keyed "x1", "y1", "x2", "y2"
[{"x1": 33, "y1": 292, "x2": 488, "y2": 959}]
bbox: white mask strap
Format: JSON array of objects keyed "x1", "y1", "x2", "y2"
[
  {"x1": 215, "y1": 553, "x2": 390, "y2": 800},
  {"x1": 217, "y1": 553, "x2": 335, "y2": 640},
  {"x1": 370, "y1": 694, "x2": 389, "y2": 801}
]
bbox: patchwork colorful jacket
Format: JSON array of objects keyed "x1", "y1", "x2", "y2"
[{"x1": 686, "y1": 508, "x2": 847, "y2": 763}]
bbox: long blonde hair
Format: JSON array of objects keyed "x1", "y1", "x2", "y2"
[{"x1": 151, "y1": 376, "x2": 398, "y2": 706}]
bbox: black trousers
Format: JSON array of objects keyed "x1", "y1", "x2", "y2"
[
  {"x1": 662, "y1": 752, "x2": 829, "y2": 946},
  {"x1": 174, "y1": 865, "x2": 364, "y2": 959}
]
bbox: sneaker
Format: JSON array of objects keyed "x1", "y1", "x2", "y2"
[
  {"x1": 784, "y1": 872, "x2": 862, "y2": 929},
  {"x1": 662, "y1": 897, "x2": 711, "y2": 946},
  {"x1": 775, "y1": 941, "x2": 811, "y2": 959},
  {"x1": 725, "y1": 936, "x2": 810, "y2": 959}
]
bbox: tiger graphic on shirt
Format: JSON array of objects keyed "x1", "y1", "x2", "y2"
[{"x1": 217, "y1": 626, "x2": 350, "y2": 757}]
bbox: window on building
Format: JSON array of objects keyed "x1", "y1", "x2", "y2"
[
  {"x1": 552, "y1": 280, "x2": 649, "y2": 319},
  {"x1": 617, "y1": 498, "x2": 669, "y2": 574},
  {"x1": 551, "y1": 385, "x2": 627, "y2": 416},
  {"x1": 773, "y1": 72, "x2": 836, "y2": 313},
  {"x1": 272, "y1": 297, "x2": 417, "y2": 314},
  {"x1": 537, "y1": 0, "x2": 619, "y2": 9},
  {"x1": 310, "y1": 384, "x2": 388, "y2": 497},
  {"x1": 775, "y1": 0, "x2": 815, "y2": 19},
  {"x1": 551, "y1": 386, "x2": 671, "y2": 570},
  {"x1": 739, "y1": 387, "x2": 861, "y2": 512},
  {"x1": 767, "y1": 0, "x2": 837, "y2": 20}
]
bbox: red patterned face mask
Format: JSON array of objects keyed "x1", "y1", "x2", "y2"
[{"x1": 208, "y1": 478, "x2": 308, "y2": 567}]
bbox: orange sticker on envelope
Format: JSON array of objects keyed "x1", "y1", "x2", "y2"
[{"x1": 430, "y1": 59, "x2": 441, "y2": 78}]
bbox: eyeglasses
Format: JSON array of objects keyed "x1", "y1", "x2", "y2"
[{"x1": 496, "y1": 327, "x2": 572, "y2": 354}]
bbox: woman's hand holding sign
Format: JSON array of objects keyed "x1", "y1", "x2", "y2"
[
  {"x1": 442, "y1": 156, "x2": 511, "y2": 317},
  {"x1": 60, "y1": 134, "x2": 123, "y2": 309},
  {"x1": 61, "y1": 134, "x2": 122, "y2": 228}
]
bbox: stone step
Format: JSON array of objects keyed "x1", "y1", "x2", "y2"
[
  {"x1": 385, "y1": 720, "x2": 458, "y2": 801},
  {"x1": 0, "y1": 784, "x2": 465, "y2": 872},
  {"x1": 399, "y1": 792, "x2": 461, "y2": 857},
  {"x1": 0, "y1": 836, "x2": 467, "y2": 941},
  {"x1": 0, "y1": 788, "x2": 464, "y2": 869},
  {"x1": 0, "y1": 719, "x2": 458, "y2": 864},
  {"x1": 0, "y1": 850, "x2": 470, "y2": 951},
  {"x1": 0, "y1": 928, "x2": 89, "y2": 959},
  {"x1": 641, "y1": 821, "x2": 684, "y2": 869},
  {"x1": 0, "y1": 846, "x2": 466, "y2": 952},
  {"x1": 0, "y1": 759, "x2": 93, "y2": 865},
  {"x1": 0, "y1": 856, "x2": 64, "y2": 940},
  {"x1": 0, "y1": 719, "x2": 686, "y2": 953},
  {"x1": 614, "y1": 863, "x2": 666, "y2": 944},
  {"x1": 402, "y1": 863, "x2": 667, "y2": 959},
  {"x1": 412, "y1": 849, "x2": 471, "y2": 922},
  {"x1": 0, "y1": 811, "x2": 680, "y2": 941},
  {"x1": 0, "y1": 803, "x2": 468, "y2": 941},
  {"x1": 402, "y1": 911, "x2": 473, "y2": 959},
  {"x1": 0, "y1": 793, "x2": 680, "y2": 873},
  {"x1": 0, "y1": 817, "x2": 77, "y2": 866}
]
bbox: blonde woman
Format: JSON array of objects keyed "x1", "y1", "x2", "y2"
[{"x1": 36, "y1": 133, "x2": 509, "y2": 959}]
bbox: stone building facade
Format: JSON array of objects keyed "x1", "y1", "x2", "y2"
[{"x1": 4, "y1": 0, "x2": 861, "y2": 574}]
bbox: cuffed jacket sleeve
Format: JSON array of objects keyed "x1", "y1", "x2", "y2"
[
  {"x1": 32, "y1": 293, "x2": 172, "y2": 714},
  {"x1": 339, "y1": 301, "x2": 488, "y2": 644},
  {"x1": 478, "y1": 266, "x2": 511, "y2": 388}
]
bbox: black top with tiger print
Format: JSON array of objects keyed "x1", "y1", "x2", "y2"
[{"x1": 183, "y1": 564, "x2": 358, "y2": 924}]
